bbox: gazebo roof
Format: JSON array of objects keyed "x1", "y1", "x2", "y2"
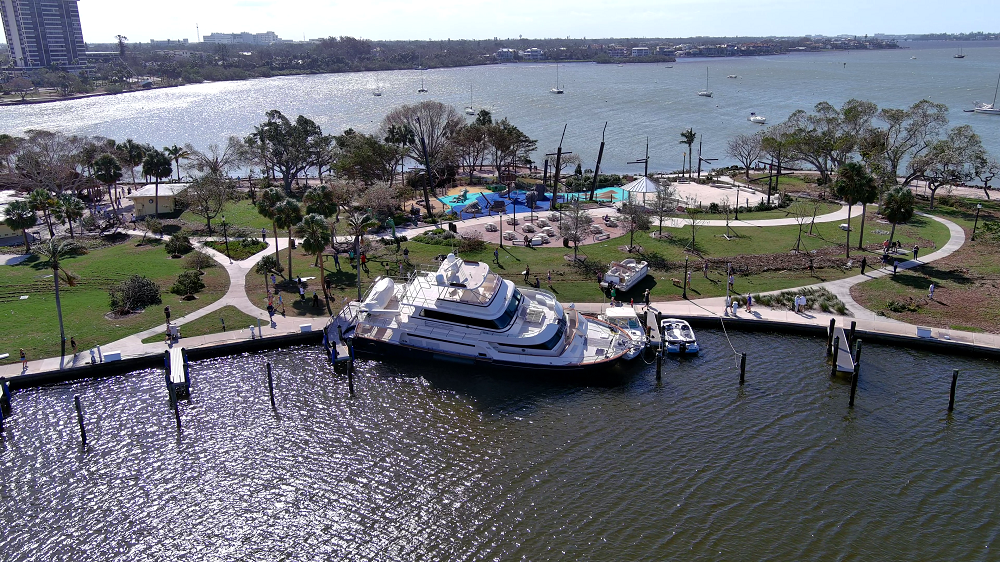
[{"x1": 621, "y1": 176, "x2": 662, "y2": 194}]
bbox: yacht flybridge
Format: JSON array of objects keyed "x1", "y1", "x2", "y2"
[{"x1": 328, "y1": 254, "x2": 631, "y2": 373}]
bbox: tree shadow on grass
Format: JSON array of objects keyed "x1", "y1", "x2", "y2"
[{"x1": 887, "y1": 265, "x2": 974, "y2": 290}]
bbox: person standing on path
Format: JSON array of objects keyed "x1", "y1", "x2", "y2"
[
  {"x1": 724, "y1": 295, "x2": 732, "y2": 316},
  {"x1": 860, "y1": 256, "x2": 868, "y2": 275},
  {"x1": 893, "y1": 260, "x2": 898, "y2": 275},
  {"x1": 20, "y1": 348, "x2": 26, "y2": 370},
  {"x1": 745, "y1": 293, "x2": 753, "y2": 313},
  {"x1": 928, "y1": 283, "x2": 935, "y2": 299},
  {"x1": 913, "y1": 244, "x2": 919, "y2": 260},
  {"x1": 262, "y1": 227, "x2": 267, "y2": 242}
]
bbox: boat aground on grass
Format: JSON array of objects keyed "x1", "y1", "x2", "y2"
[
  {"x1": 326, "y1": 254, "x2": 631, "y2": 374},
  {"x1": 600, "y1": 258, "x2": 649, "y2": 292}
]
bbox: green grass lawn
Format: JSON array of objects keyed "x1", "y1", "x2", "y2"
[
  {"x1": 178, "y1": 199, "x2": 274, "y2": 233},
  {"x1": 140, "y1": 305, "x2": 260, "y2": 343},
  {"x1": 0, "y1": 238, "x2": 229, "y2": 365}
]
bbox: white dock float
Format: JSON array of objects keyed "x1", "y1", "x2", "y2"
[
  {"x1": 164, "y1": 347, "x2": 191, "y2": 398},
  {"x1": 832, "y1": 327, "x2": 855, "y2": 373}
]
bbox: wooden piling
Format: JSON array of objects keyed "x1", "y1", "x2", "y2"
[
  {"x1": 173, "y1": 397, "x2": 181, "y2": 431},
  {"x1": 740, "y1": 352, "x2": 746, "y2": 385},
  {"x1": 831, "y1": 336, "x2": 840, "y2": 378},
  {"x1": 347, "y1": 342, "x2": 355, "y2": 396},
  {"x1": 848, "y1": 321, "x2": 857, "y2": 349},
  {"x1": 949, "y1": 369, "x2": 959, "y2": 412},
  {"x1": 655, "y1": 349, "x2": 662, "y2": 381},
  {"x1": 827, "y1": 319, "x2": 836, "y2": 356},
  {"x1": 74, "y1": 395, "x2": 86, "y2": 445},
  {"x1": 0, "y1": 377, "x2": 11, "y2": 417},
  {"x1": 849, "y1": 340, "x2": 862, "y2": 407},
  {"x1": 266, "y1": 362, "x2": 276, "y2": 410}
]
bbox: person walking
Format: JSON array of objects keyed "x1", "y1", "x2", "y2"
[
  {"x1": 860, "y1": 256, "x2": 868, "y2": 275},
  {"x1": 893, "y1": 260, "x2": 898, "y2": 275},
  {"x1": 644, "y1": 288, "x2": 650, "y2": 308},
  {"x1": 928, "y1": 283, "x2": 935, "y2": 299},
  {"x1": 164, "y1": 306, "x2": 171, "y2": 324},
  {"x1": 913, "y1": 244, "x2": 919, "y2": 260},
  {"x1": 745, "y1": 293, "x2": 753, "y2": 313},
  {"x1": 299, "y1": 283, "x2": 306, "y2": 301},
  {"x1": 262, "y1": 227, "x2": 267, "y2": 242},
  {"x1": 703, "y1": 261, "x2": 709, "y2": 278},
  {"x1": 312, "y1": 291, "x2": 320, "y2": 308},
  {"x1": 398, "y1": 261, "x2": 404, "y2": 277},
  {"x1": 724, "y1": 294, "x2": 732, "y2": 316},
  {"x1": 728, "y1": 273, "x2": 735, "y2": 291},
  {"x1": 494, "y1": 248, "x2": 500, "y2": 265},
  {"x1": 360, "y1": 252, "x2": 369, "y2": 274},
  {"x1": 547, "y1": 270, "x2": 552, "y2": 286},
  {"x1": 19, "y1": 348, "x2": 26, "y2": 370},
  {"x1": 686, "y1": 271, "x2": 692, "y2": 289},
  {"x1": 333, "y1": 251, "x2": 341, "y2": 271},
  {"x1": 524, "y1": 264, "x2": 530, "y2": 284},
  {"x1": 71, "y1": 337, "x2": 78, "y2": 356}
]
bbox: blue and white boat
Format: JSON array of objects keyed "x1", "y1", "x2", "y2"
[{"x1": 660, "y1": 318, "x2": 700, "y2": 355}]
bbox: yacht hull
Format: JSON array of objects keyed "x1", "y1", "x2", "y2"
[{"x1": 352, "y1": 335, "x2": 626, "y2": 375}]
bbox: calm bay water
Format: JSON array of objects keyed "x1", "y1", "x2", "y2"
[
  {"x1": 1, "y1": 331, "x2": 997, "y2": 560},
  {"x1": 2, "y1": 41, "x2": 998, "y2": 174}
]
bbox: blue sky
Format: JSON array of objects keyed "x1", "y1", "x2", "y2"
[{"x1": 77, "y1": 0, "x2": 987, "y2": 44}]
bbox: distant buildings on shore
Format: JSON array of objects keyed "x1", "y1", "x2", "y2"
[
  {"x1": 0, "y1": 0, "x2": 87, "y2": 68},
  {"x1": 202, "y1": 31, "x2": 285, "y2": 45}
]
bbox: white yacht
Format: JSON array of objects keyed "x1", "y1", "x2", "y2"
[
  {"x1": 600, "y1": 258, "x2": 649, "y2": 292},
  {"x1": 698, "y1": 67, "x2": 713, "y2": 97},
  {"x1": 973, "y1": 73, "x2": 1000, "y2": 115},
  {"x1": 660, "y1": 318, "x2": 699, "y2": 355},
  {"x1": 748, "y1": 112, "x2": 767, "y2": 124},
  {"x1": 599, "y1": 306, "x2": 647, "y2": 360},
  {"x1": 328, "y1": 254, "x2": 631, "y2": 374}
]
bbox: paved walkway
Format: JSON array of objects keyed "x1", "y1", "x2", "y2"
[{"x1": 1, "y1": 207, "x2": 990, "y2": 380}]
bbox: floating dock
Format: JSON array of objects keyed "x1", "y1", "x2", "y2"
[
  {"x1": 164, "y1": 347, "x2": 191, "y2": 399},
  {"x1": 831, "y1": 327, "x2": 855, "y2": 373}
]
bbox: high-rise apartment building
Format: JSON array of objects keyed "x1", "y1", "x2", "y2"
[{"x1": 0, "y1": 0, "x2": 87, "y2": 68}]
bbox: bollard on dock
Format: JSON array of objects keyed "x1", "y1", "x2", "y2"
[
  {"x1": 830, "y1": 336, "x2": 840, "y2": 378},
  {"x1": 740, "y1": 352, "x2": 746, "y2": 385},
  {"x1": 849, "y1": 340, "x2": 862, "y2": 407},
  {"x1": 0, "y1": 377, "x2": 11, "y2": 417},
  {"x1": 827, "y1": 319, "x2": 836, "y2": 356},
  {"x1": 74, "y1": 395, "x2": 86, "y2": 445},
  {"x1": 949, "y1": 369, "x2": 959, "y2": 412},
  {"x1": 266, "y1": 362, "x2": 277, "y2": 411}
]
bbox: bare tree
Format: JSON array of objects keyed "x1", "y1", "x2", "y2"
[
  {"x1": 973, "y1": 154, "x2": 999, "y2": 200},
  {"x1": 558, "y1": 198, "x2": 592, "y2": 262},
  {"x1": 726, "y1": 132, "x2": 763, "y2": 183},
  {"x1": 789, "y1": 198, "x2": 812, "y2": 252},
  {"x1": 181, "y1": 174, "x2": 237, "y2": 233},
  {"x1": 684, "y1": 201, "x2": 706, "y2": 249},
  {"x1": 184, "y1": 137, "x2": 246, "y2": 178},
  {"x1": 649, "y1": 180, "x2": 678, "y2": 237}
]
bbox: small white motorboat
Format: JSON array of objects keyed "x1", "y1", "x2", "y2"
[
  {"x1": 727, "y1": 74, "x2": 738, "y2": 79},
  {"x1": 600, "y1": 258, "x2": 649, "y2": 292},
  {"x1": 660, "y1": 318, "x2": 699, "y2": 355},
  {"x1": 748, "y1": 112, "x2": 767, "y2": 124},
  {"x1": 602, "y1": 306, "x2": 647, "y2": 361}
]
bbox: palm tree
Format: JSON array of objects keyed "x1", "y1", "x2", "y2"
[
  {"x1": 53, "y1": 193, "x2": 86, "y2": 238},
  {"x1": 142, "y1": 149, "x2": 174, "y2": 218},
  {"x1": 28, "y1": 188, "x2": 57, "y2": 236},
  {"x1": 117, "y1": 139, "x2": 147, "y2": 186},
  {"x1": 346, "y1": 210, "x2": 378, "y2": 300},
  {"x1": 93, "y1": 153, "x2": 123, "y2": 215},
  {"x1": 34, "y1": 237, "x2": 81, "y2": 359},
  {"x1": 256, "y1": 187, "x2": 286, "y2": 265},
  {"x1": 679, "y1": 128, "x2": 696, "y2": 178},
  {"x1": 273, "y1": 198, "x2": 303, "y2": 280},
  {"x1": 295, "y1": 213, "x2": 333, "y2": 313},
  {"x1": 2, "y1": 199, "x2": 38, "y2": 251},
  {"x1": 303, "y1": 184, "x2": 339, "y2": 218},
  {"x1": 163, "y1": 144, "x2": 191, "y2": 182},
  {"x1": 882, "y1": 185, "x2": 915, "y2": 246},
  {"x1": 833, "y1": 162, "x2": 878, "y2": 259}
]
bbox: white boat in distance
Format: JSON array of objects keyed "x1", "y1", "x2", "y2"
[
  {"x1": 417, "y1": 78, "x2": 427, "y2": 93},
  {"x1": 551, "y1": 62, "x2": 564, "y2": 94},
  {"x1": 727, "y1": 74, "x2": 738, "y2": 79},
  {"x1": 600, "y1": 258, "x2": 649, "y2": 292},
  {"x1": 328, "y1": 254, "x2": 632, "y2": 374},
  {"x1": 599, "y1": 306, "x2": 647, "y2": 361},
  {"x1": 698, "y1": 67, "x2": 713, "y2": 97},
  {"x1": 973, "y1": 73, "x2": 1000, "y2": 115},
  {"x1": 465, "y1": 86, "x2": 475, "y2": 115},
  {"x1": 660, "y1": 318, "x2": 699, "y2": 355},
  {"x1": 749, "y1": 112, "x2": 766, "y2": 124}
]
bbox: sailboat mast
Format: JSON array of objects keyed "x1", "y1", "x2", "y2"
[{"x1": 993, "y1": 72, "x2": 1000, "y2": 106}]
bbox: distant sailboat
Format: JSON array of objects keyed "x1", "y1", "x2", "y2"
[
  {"x1": 550, "y1": 62, "x2": 564, "y2": 94},
  {"x1": 417, "y1": 78, "x2": 427, "y2": 93},
  {"x1": 698, "y1": 68, "x2": 713, "y2": 97},
  {"x1": 954, "y1": 47, "x2": 966, "y2": 59},
  {"x1": 465, "y1": 86, "x2": 475, "y2": 115},
  {"x1": 973, "y1": 73, "x2": 1000, "y2": 115}
]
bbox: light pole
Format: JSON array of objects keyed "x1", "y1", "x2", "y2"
[
  {"x1": 683, "y1": 256, "x2": 689, "y2": 299},
  {"x1": 972, "y1": 203, "x2": 983, "y2": 240},
  {"x1": 221, "y1": 214, "x2": 231, "y2": 263}
]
